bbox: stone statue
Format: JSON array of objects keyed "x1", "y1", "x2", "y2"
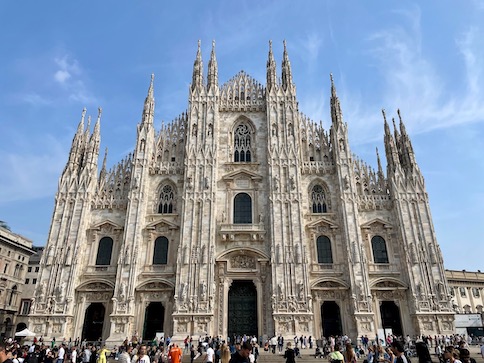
[
  {"x1": 180, "y1": 282, "x2": 188, "y2": 301},
  {"x1": 200, "y1": 281, "x2": 207, "y2": 299},
  {"x1": 119, "y1": 282, "x2": 126, "y2": 300}
]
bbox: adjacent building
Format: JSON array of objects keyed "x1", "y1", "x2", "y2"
[
  {"x1": 16, "y1": 246, "x2": 44, "y2": 332},
  {"x1": 29, "y1": 41, "x2": 455, "y2": 344},
  {"x1": 446, "y1": 269, "x2": 484, "y2": 337},
  {"x1": 0, "y1": 225, "x2": 35, "y2": 337}
]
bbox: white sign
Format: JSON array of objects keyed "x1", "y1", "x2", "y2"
[{"x1": 455, "y1": 314, "x2": 483, "y2": 328}]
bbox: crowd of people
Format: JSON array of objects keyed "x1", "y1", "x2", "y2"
[{"x1": 1, "y1": 333, "x2": 483, "y2": 363}]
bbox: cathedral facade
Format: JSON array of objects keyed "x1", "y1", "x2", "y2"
[{"x1": 29, "y1": 41, "x2": 454, "y2": 344}]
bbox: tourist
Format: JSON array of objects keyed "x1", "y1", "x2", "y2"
[
  {"x1": 458, "y1": 349, "x2": 475, "y2": 363},
  {"x1": 0, "y1": 341, "x2": 14, "y2": 363},
  {"x1": 220, "y1": 344, "x2": 230, "y2": 363},
  {"x1": 328, "y1": 344, "x2": 344, "y2": 363},
  {"x1": 168, "y1": 344, "x2": 182, "y2": 363},
  {"x1": 390, "y1": 342, "x2": 408, "y2": 363},
  {"x1": 415, "y1": 342, "x2": 432, "y2": 363},
  {"x1": 345, "y1": 343, "x2": 357, "y2": 363},
  {"x1": 229, "y1": 342, "x2": 251, "y2": 363},
  {"x1": 443, "y1": 347, "x2": 461, "y2": 363},
  {"x1": 283, "y1": 343, "x2": 295, "y2": 363}
]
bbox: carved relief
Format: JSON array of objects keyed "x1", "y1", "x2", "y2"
[{"x1": 230, "y1": 255, "x2": 256, "y2": 269}]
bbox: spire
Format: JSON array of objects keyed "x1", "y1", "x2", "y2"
[
  {"x1": 376, "y1": 147, "x2": 384, "y2": 176},
  {"x1": 207, "y1": 40, "x2": 218, "y2": 92},
  {"x1": 281, "y1": 40, "x2": 293, "y2": 91},
  {"x1": 397, "y1": 109, "x2": 418, "y2": 173},
  {"x1": 99, "y1": 147, "x2": 108, "y2": 185},
  {"x1": 330, "y1": 73, "x2": 343, "y2": 129},
  {"x1": 266, "y1": 40, "x2": 277, "y2": 91},
  {"x1": 191, "y1": 40, "x2": 203, "y2": 91},
  {"x1": 383, "y1": 109, "x2": 400, "y2": 174},
  {"x1": 67, "y1": 108, "x2": 87, "y2": 167},
  {"x1": 142, "y1": 74, "x2": 155, "y2": 125}
]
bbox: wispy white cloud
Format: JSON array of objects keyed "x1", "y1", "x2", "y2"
[
  {"x1": 21, "y1": 93, "x2": 52, "y2": 106},
  {"x1": 340, "y1": 6, "x2": 484, "y2": 146},
  {"x1": 0, "y1": 133, "x2": 68, "y2": 203},
  {"x1": 54, "y1": 69, "x2": 71, "y2": 84}
]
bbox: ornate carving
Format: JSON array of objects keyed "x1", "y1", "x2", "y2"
[{"x1": 230, "y1": 255, "x2": 256, "y2": 269}]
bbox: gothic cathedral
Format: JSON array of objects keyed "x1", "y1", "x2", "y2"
[{"x1": 29, "y1": 41, "x2": 454, "y2": 344}]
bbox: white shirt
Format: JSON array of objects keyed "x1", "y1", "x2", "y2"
[
  {"x1": 71, "y1": 350, "x2": 78, "y2": 363},
  {"x1": 58, "y1": 347, "x2": 65, "y2": 360},
  {"x1": 138, "y1": 356, "x2": 150, "y2": 363},
  {"x1": 206, "y1": 347, "x2": 215, "y2": 363},
  {"x1": 480, "y1": 345, "x2": 484, "y2": 358}
]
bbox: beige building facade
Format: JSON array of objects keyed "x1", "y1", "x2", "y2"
[
  {"x1": 0, "y1": 225, "x2": 35, "y2": 338},
  {"x1": 29, "y1": 41, "x2": 454, "y2": 344}
]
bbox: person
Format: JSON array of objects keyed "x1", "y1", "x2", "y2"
[
  {"x1": 70, "y1": 347, "x2": 78, "y2": 363},
  {"x1": 118, "y1": 346, "x2": 131, "y2": 363},
  {"x1": 97, "y1": 347, "x2": 109, "y2": 363},
  {"x1": 82, "y1": 345, "x2": 91, "y2": 363},
  {"x1": 415, "y1": 342, "x2": 432, "y2": 363},
  {"x1": 169, "y1": 344, "x2": 182, "y2": 363},
  {"x1": 283, "y1": 343, "x2": 295, "y2": 363},
  {"x1": 57, "y1": 345, "x2": 65, "y2": 363},
  {"x1": 229, "y1": 342, "x2": 251, "y2": 363},
  {"x1": 137, "y1": 345, "x2": 150, "y2": 363},
  {"x1": 205, "y1": 345, "x2": 215, "y2": 363},
  {"x1": 384, "y1": 347, "x2": 395, "y2": 363},
  {"x1": 390, "y1": 342, "x2": 408, "y2": 363},
  {"x1": 190, "y1": 346, "x2": 196, "y2": 363},
  {"x1": 0, "y1": 341, "x2": 14, "y2": 363},
  {"x1": 328, "y1": 345, "x2": 344, "y2": 363},
  {"x1": 345, "y1": 344, "x2": 357, "y2": 363},
  {"x1": 480, "y1": 344, "x2": 484, "y2": 360},
  {"x1": 220, "y1": 344, "x2": 230, "y2": 363},
  {"x1": 458, "y1": 349, "x2": 476, "y2": 363},
  {"x1": 443, "y1": 347, "x2": 461, "y2": 363}
]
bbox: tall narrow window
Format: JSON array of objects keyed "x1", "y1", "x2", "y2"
[
  {"x1": 9, "y1": 285, "x2": 17, "y2": 306},
  {"x1": 234, "y1": 124, "x2": 252, "y2": 162},
  {"x1": 158, "y1": 185, "x2": 175, "y2": 214},
  {"x1": 311, "y1": 185, "x2": 327, "y2": 213},
  {"x1": 316, "y1": 236, "x2": 333, "y2": 263},
  {"x1": 371, "y1": 236, "x2": 389, "y2": 263},
  {"x1": 96, "y1": 237, "x2": 113, "y2": 266},
  {"x1": 153, "y1": 237, "x2": 169, "y2": 265},
  {"x1": 234, "y1": 193, "x2": 252, "y2": 224}
]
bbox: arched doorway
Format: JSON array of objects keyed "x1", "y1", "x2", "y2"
[
  {"x1": 321, "y1": 301, "x2": 343, "y2": 337},
  {"x1": 380, "y1": 301, "x2": 403, "y2": 336},
  {"x1": 228, "y1": 280, "x2": 257, "y2": 338},
  {"x1": 82, "y1": 303, "x2": 105, "y2": 341},
  {"x1": 143, "y1": 302, "x2": 165, "y2": 341},
  {"x1": 16, "y1": 322, "x2": 27, "y2": 332}
]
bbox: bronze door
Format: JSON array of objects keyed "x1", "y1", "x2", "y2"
[{"x1": 228, "y1": 280, "x2": 258, "y2": 338}]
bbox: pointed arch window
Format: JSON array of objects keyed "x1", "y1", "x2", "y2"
[
  {"x1": 153, "y1": 236, "x2": 169, "y2": 265},
  {"x1": 158, "y1": 184, "x2": 175, "y2": 214},
  {"x1": 311, "y1": 185, "x2": 327, "y2": 213},
  {"x1": 234, "y1": 193, "x2": 252, "y2": 224},
  {"x1": 96, "y1": 237, "x2": 113, "y2": 266},
  {"x1": 316, "y1": 236, "x2": 333, "y2": 264},
  {"x1": 234, "y1": 124, "x2": 252, "y2": 162},
  {"x1": 371, "y1": 235, "x2": 389, "y2": 264}
]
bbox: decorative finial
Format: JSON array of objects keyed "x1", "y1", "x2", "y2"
[
  {"x1": 269, "y1": 40, "x2": 273, "y2": 50},
  {"x1": 212, "y1": 39, "x2": 215, "y2": 49},
  {"x1": 98, "y1": 107, "x2": 103, "y2": 119},
  {"x1": 381, "y1": 109, "x2": 387, "y2": 122}
]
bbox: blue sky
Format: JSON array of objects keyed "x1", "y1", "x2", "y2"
[{"x1": 0, "y1": 1, "x2": 483, "y2": 271}]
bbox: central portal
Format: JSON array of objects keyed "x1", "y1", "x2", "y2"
[{"x1": 228, "y1": 280, "x2": 258, "y2": 339}]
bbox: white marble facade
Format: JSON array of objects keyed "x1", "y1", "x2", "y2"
[{"x1": 29, "y1": 41, "x2": 454, "y2": 345}]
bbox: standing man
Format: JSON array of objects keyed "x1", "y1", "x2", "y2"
[
  {"x1": 70, "y1": 347, "x2": 78, "y2": 363},
  {"x1": 57, "y1": 344, "x2": 65, "y2": 363},
  {"x1": 205, "y1": 345, "x2": 215, "y2": 363},
  {"x1": 169, "y1": 344, "x2": 183, "y2": 363},
  {"x1": 229, "y1": 342, "x2": 251, "y2": 363}
]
